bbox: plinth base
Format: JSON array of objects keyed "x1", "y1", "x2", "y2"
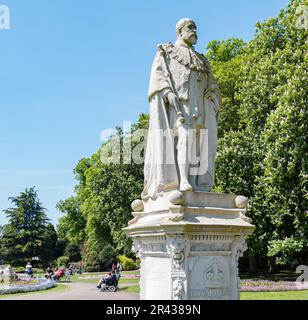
[{"x1": 123, "y1": 191, "x2": 255, "y2": 300}]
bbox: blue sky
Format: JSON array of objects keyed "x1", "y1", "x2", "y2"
[{"x1": 0, "y1": 0, "x2": 289, "y2": 227}]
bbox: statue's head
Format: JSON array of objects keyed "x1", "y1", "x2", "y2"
[{"x1": 176, "y1": 18, "x2": 198, "y2": 46}]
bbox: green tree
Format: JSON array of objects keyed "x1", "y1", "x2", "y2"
[
  {"x1": 57, "y1": 114, "x2": 147, "y2": 270},
  {"x1": 56, "y1": 196, "x2": 86, "y2": 245},
  {"x1": 206, "y1": 38, "x2": 246, "y2": 137},
  {"x1": 1, "y1": 187, "x2": 57, "y2": 266},
  {"x1": 0, "y1": 225, "x2": 4, "y2": 264},
  {"x1": 212, "y1": 0, "x2": 308, "y2": 272},
  {"x1": 39, "y1": 223, "x2": 58, "y2": 264}
]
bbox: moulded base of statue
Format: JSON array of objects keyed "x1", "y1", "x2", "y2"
[{"x1": 123, "y1": 191, "x2": 255, "y2": 300}]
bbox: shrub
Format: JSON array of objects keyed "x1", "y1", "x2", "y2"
[
  {"x1": 99, "y1": 245, "x2": 117, "y2": 271},
  {"x1": 13, "y1": 267, "x2": 45, "y2": 274},
  {"x1": 65, "y1": 243, "x2": 81, "y2": 262},
  {"x1": 81, "y1": 243, "x2": 102, "y2": 272},
  {"x1": 82, "y1": 244, "x2": 117, "y2": 272},
  {"x1": 82, "y1": 253, "x2": 101, "y2": 272},
  {"x1": 57, "y1": 256, "x2": 69, "y2": 268},
  {"x1": 119, "y1": 255, "x2": 137, "y2": 271},
  {"x1": 83, "y1": 263, "x2": 101, "y2": 273},
  {"x1": 13, "y1": 267, "x2": 28, "y2": 273}
]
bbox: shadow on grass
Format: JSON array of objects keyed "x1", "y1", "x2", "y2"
[{"x1": 240, "y1": 271, "x2": 299, "y2": 282}]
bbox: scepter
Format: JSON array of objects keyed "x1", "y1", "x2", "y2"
[{"x1": 157, "y1": 44, "x2": 185, "y2": 126}]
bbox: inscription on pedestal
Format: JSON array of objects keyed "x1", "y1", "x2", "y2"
[
  {"x1": 190, "y1": 288, "x2": 229, "y2": 299},
  {"x1": 188, "y1": 256, "x2": 230, "y2": 300},
  {"x1": 144, "y1": 257, "x2": 171, "y2": 300}
]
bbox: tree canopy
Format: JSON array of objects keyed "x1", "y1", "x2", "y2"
[
  {"x1": 0, "y1": 187, "x2": 58, "y2": 266},
  {"x1": 57, "y1": 115, "x2": 147, "y2": 271},
  {"x1": 210, "y1": 0, "x2": 308, "y2": 270}
]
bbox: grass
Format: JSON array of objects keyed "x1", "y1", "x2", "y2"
[
  {"x1": 121, "y1": 270, "x2": 140, "y2": 275},
  {"x1": 119, "y1": 278, "x2": 140, "y2": 283},
  {"x1": 69, "y1": 276, "x2": 139, "y2": 284},
  {"x1": 0, "y1": 283, "x2": 70, "y2": 299},
  {"x1": 119, "y1": 285, "x2": 308, "y2": 299},
  {"x1": 241, "y1": 290, "x2": 308, "y2": 300},
  {"x1": 120, "y1": 285, "x2": 140, "y2": 293},
  {"x1": 80, "y1": 270, "x2": 140, "y2": 276},
  {"x1": 69, "y1": 275, "x2": 97, "y2": 284},
  {"x1": 119, "y1": 284, "x2": 308, "y2": 299},
  {"x1": 70, "y1": 271, "x2": 140, "y2": 284}
]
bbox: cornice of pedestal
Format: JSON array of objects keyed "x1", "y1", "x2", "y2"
[
  {"x1": 124, "y1": 191, "x2": 255, "y2": 243},
  {"x1": 123, "y1": 210, "x2": 254, "y2": 238}
]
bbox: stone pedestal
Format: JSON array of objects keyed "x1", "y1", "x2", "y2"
[{"x1": 123, "y1": 191, "x2": 255, "y2": 300}]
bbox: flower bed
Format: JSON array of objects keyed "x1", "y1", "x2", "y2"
[
  {"x1": 240, "y1": 280, "x2": 308, "y2": 292},
  {"x1": 0, "y1": 278, "x2": 57, "y2": 295}
]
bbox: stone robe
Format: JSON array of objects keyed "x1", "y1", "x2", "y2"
[{"x1": 142, "y1": 42, "x2": 221, "y2": 199}]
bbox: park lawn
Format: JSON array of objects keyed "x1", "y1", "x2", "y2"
[
  {"x1": 241, "y1": 290, "x2": 308, "y2": 300},
  {"x1": 119, "y1": 286, "x2": 308, "y2": 299},
  {"x1": 69, "y1": 275, "x2": 97, "y2": 284},
  {"x1": 121, "y1": 270, "x2": 140, "y2": 275},
  {"x1": 119, "y1": 278, "x2": 140, "y2": 283},
  {"x1": 120, "y1": 286, "x2": 308, "y2": 299},
  {"x1": 121, "y1": 285, "x2": 140, "y2": 293},
  {"x1": 78, "y1": 270, "x2": 140, "y2": 276},
  {"x1": 68, "y1": 275, "x2": 139, "y2": 285}
]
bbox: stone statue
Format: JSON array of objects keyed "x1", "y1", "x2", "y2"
[
  {"x1": 143, "y1": 18, "x2": 221, "y2": 199},
  {"x1": 124, "y1": 18, "x2": 254, "y2": 301}
]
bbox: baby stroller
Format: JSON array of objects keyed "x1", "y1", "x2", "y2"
[{"x1": 101, "y1": 271, "x2": 121, "y2": 292}]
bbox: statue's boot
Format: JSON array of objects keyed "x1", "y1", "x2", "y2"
[{"x1": 180, "y1": 180, "x2": 193, "y2": 192}]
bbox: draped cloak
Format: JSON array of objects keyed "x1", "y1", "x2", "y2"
[{"x1": 142, "y1": 42, "x2": 221, "y2": 200}]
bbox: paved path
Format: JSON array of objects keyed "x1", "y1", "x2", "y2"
[{"x1": 1, "y1": 282, "x2": 139, "y2": 300}]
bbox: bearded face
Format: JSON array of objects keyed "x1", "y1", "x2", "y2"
[{"x1": 179, "y1": 22, "x2": 198, "y2": 46}]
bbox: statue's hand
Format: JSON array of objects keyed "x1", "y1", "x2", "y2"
[{"x1": 166, "y1": 92, "x2": 179, "y2": 108}]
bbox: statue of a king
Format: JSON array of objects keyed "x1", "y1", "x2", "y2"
[{"x1": 142, "y1": 18, "x2": 221, "y2": 199}]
